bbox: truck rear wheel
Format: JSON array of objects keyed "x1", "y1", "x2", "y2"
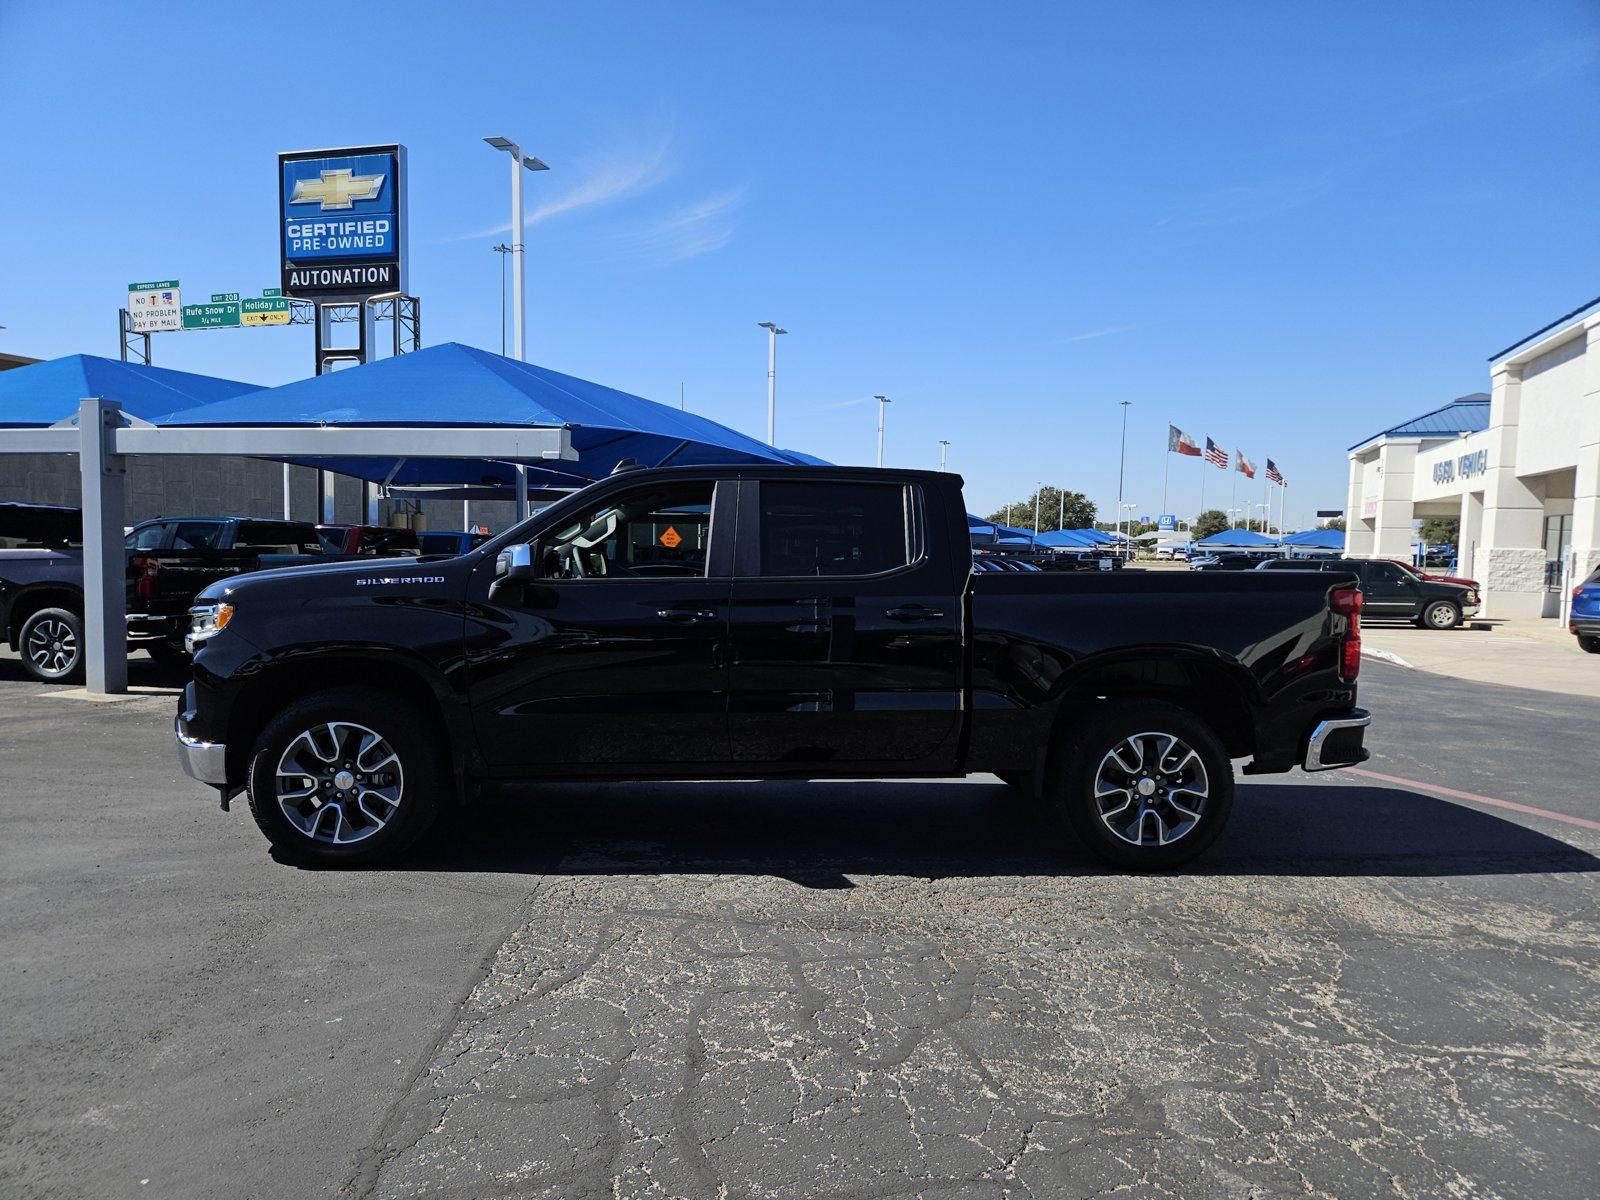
[
  {"x1": 1049, "y1": 699, "x2": 1234, "y2": 869},
  {"x1": 245, "y1": 687, "x2": 445, "y2": 867},
  {"x1": 18, "y1": 606, "x2": 84, "y2": 683}
]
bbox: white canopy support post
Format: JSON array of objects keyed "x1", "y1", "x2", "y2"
[
  {"x1": 282, "y1": 463, "x2": 292, "y2": 520},
  {"x1": 319, "y1": 471, "x2": 336, "y2": 523},
  {"x1": 364, "y1": 480, "x2": 379, "y2": 525},
  {"x1": 78, "y1": 397, "x2": 128, "y2": 695},
  {"x1": 515, "y1": 464, "x2": 530, "y2": 521}
]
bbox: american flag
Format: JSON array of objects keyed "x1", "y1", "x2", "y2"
[
  {"x1": 1204, "y1": 437, "x2": 1228, "y2": 469},
  {"x1": 1266, "y1": 459, "x2": 1285, "y2": 486}
]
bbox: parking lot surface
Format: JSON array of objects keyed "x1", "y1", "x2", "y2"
[{"x1": 1, "y1": 653, "x2": 1595, "y2": 1199}]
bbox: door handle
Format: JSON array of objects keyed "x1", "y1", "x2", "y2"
[
  {"x1": 885, "y1": 605, "x2": 945, "y2": 622},
  {"x1": 658, "y1": 608, "x2": 717, "y2": 623}
]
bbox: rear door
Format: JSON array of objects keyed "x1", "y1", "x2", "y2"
[{"x1": 726, "y1": 477, "x2": 963, "y2": 770}]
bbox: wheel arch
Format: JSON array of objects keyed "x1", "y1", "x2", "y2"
[
  {"x1": 1042, "y1": 649, "x2": 1258, "y2": 773},
  {"x1": 6, "y1": 585, "x2": 85, "y2": 647},
  {"x1": 221, "y1": 651, "x2": 473, "y2": 800}
]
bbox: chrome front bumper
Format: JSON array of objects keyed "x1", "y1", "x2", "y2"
[
  {"x1": 1303, "y1": 709, "x2": 1372, "y2": 771},
  {"x1": 174, "y1": 715, "x2": 229, "y2": 787}
]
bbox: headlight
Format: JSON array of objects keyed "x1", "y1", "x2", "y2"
[{"x1": 187, "y1": 602, "x2": 235, "y2": 647}]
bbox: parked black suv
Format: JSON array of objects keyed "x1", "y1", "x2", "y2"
[{"x1": 1257, "y1": 557, "x2": 1478, "y2": 629}]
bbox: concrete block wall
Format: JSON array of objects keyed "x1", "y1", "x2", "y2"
[{"x1": 0, "y1": 453, "x2": 524, "y2": 536}]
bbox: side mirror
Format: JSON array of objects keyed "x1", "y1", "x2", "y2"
[
  {"x1": 490, "y1": 544, "x2": 534, "y2": 597},
  {"x1": 496, "y1": 544, "x2": 534, "y2": 581}
]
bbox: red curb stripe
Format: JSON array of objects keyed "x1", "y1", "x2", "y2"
[{"x1": 1346, "y1": 766, "x2": 1600, "y2": 833}]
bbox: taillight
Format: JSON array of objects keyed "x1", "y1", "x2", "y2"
[
  {"x1": 1330, "y1": 585, "x2": 1362, "y2": 681},
  {"x1": 132, "y1": 555, "x2": 160, "y2": 600}
]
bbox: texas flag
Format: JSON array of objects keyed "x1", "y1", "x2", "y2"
[
  {"x1": 1168, "y1": 425, "x2": 1201, "y2": 456},
  {"x1": 1236, "y1": 451, "x2": 1257, "y2": 479}
]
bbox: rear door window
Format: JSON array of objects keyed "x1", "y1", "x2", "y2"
[{"x1": 757, "y1": 481, "x2": 912, "y2": 577}]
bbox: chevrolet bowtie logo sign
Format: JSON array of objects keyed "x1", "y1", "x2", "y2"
[{"x1": 290, "y1": 168, "x2": 386, "y2": 211}]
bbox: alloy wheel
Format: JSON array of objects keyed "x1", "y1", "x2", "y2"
[
  {"x1": 275, "y1": 721, "x2": 404, "y2": 846},
  {"x1": 25, "y1": 617, "x2": 77, "y2": 676},
  {"x1": 1093, "y1": 731, "x2": 1210, "y2": 847}
]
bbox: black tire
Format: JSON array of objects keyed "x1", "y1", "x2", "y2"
[
  {"x1": 1420, "y1": 600, "x2": 1462, "y2": 630},
  {"x1": 1579, "y1": 636, "x2": 1600, "y2": 655},
  {"x1": 245, "y1": 687, "x2": 446, "y2": 867},
  {"x1": 17, "y1": 606, "x2": 84, "y2": 683},
  {"x1": 144, "y1": 639, "x2": 190, "y2": 672},
  {"x1": 1047, "y1": 699, "x2": 1234, "y2": 869}
]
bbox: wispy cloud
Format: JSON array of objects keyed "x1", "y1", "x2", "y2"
[
  {"x1": 1061, "y1": 323, "x2": 1136, "y2": 344},
  {"x1": 1155, "y1": 37, "x2": 1599, "y2": 232},
  {"x1": 446, "y1": 125, "x2": 676, "y2": 241},
  {"x1": 1155, "y1": 165, "x2": 1347, "y2": 230},
  {"x1": 612, "y1": 187, "x2": 747, "y2": 265}
]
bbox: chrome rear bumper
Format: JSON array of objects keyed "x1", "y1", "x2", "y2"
[{"x1": 1303, "y1": 709, "x2": 1371, "y2": 771}]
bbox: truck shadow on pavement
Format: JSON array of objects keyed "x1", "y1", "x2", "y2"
[{"x1": 391, "y1": 779, "x2": 1599, "y2": 886}]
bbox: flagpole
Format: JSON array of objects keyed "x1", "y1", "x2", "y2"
[
  {"x1": 1199, "y1": 456, "x2": 1206, "y2": 515},
  {"x1": 1162, "y1": 450, "x2": 1170, "y2": 516},
  {"x1": 1230, "y1": 464, "x2": 1237, "y2": 527}
]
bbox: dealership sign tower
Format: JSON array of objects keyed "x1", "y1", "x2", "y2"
[{"x1": 279, "y1": 144, "x2": 418, "y2": 374}]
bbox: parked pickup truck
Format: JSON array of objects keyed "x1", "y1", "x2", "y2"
[
  {"x1": 175, "y1": 466, "x2": 1371, "y2": 869},
  {"x1": 4, "y1": 512, "x2": 323, "y2": 681}
]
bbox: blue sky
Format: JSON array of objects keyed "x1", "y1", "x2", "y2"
[{"x1": 1, "y1": 1, "x2": 1596, "y2": 525}]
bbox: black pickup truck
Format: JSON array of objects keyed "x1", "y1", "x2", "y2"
[
  {"x1": 175, "y1": 466, "x2": 1371, "y2": 869},
  {"x1": 1, "y1": 511, "x2": 326, "y2": 681}
]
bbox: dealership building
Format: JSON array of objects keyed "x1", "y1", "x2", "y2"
[{"x1": 1346, "y1": 297, "x2": 1600, "y2": 617}]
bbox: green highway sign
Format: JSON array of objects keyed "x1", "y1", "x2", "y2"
[
  {"x1": 262, "y1": 287, "x2": 282, "y2": 297},
  {"x1": 240, "y1": 296, "x2": 291, "y2": 326},
  {"x1": 211, "y1": 292, "x2": 241, "y2": 303},
  {"x1": 129, "y1": 279, "x2": 179, "y2": 292},
  {"x1": 182, "y1": 302, "x2": 241, "y2": 330}
]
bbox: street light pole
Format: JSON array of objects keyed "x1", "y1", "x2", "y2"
[
  {"x1": 491, "y1": 243, "x2": 511, "y2": 356},
  {"x1": 1115, "y1": 400, "x2": 1132, "y2": 541},
  {"x1": 758, "y1": 322, "x2": 786, "y2": 444},
  {"x1": 875, "y1": 395, "x2": 890, "y2": 467},
  {"x1": 485, "y1": 136, "x2": 549, "y2": 522},
  {"x1": 938, "y1": 439, "x2": 949, "y2": 472}
]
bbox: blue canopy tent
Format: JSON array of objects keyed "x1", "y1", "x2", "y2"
[
  {"x1": 1195, "y1": 528, "x2": 1281, "y2": 548},
  {"x1": 161, "y1": 342, "x2": 816, "y2": 488},
  {"x1": 1035, "y1": 529, "x2": 1101, "y2": 548},
  {"x1": 1280, "y1": 528, "x2": 1345, "y2": 550},
  {"x1": 0, "y1": 354, "x2": 259, "y2": 427}
]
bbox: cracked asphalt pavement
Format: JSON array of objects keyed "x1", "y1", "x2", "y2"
[{"x1": 0, "y1": 654, "x2": 1596, "y2": 1199}]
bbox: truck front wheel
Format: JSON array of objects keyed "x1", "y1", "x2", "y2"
[
  {"x1": 1049, "y1": 699, "x2": 1234, "y2": 869},
  {"x1": 245, "y1": 687, "x2": 445, "y2": 867}
]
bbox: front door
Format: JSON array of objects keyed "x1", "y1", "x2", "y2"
[
  {"x1": 1357, "y1": 560, "x2": 1417, "y2": 618},
  {"x1": 726, "y1": 478, "x2": 963, "y2": 769},
  {"x1": 465, "y1": 478, "x2": 734, "y2": 770}
]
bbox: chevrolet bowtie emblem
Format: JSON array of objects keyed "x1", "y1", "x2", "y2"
[{"x1": 290, "y1": 168, "x2": 385, "y2": 211}]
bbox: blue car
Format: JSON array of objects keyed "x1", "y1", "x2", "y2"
[{"x1": 1572, "y1": 563, "x2": 1600, "y2": 654}]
